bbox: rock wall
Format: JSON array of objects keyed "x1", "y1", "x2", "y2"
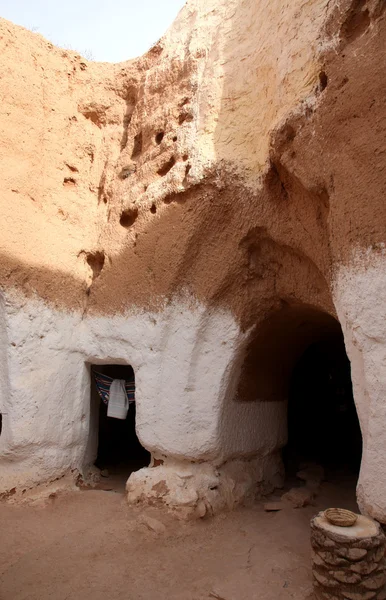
[{"x1": 0, "y1": 0, "x2": 385, "y2": 518}]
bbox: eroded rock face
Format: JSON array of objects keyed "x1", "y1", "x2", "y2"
[{"x1": 0, "y1": 0, "x2": 385, "y2": 518}]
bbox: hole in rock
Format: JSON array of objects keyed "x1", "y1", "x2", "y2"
[
  {"x1": 178, "y1": 112, "x2": 193, "y2": 125},
  {"x1": 80, "y1": 110, "x2": 101, "y2": 126},
  {"x1": 120, "y1": 207, "x2": 138, "y2": 228},
  {"x1": 283, "y1": 125, "x2": 296, "y2": 144},
  {"x1": 63, "y1": 177, "x2": 76, "y2": 186},
  {"x1": 131, "y1": 131, "x2": 143, "y2": 159},
  {"x1": 86, "y1": 251, "x2": 105, "y2": 280},
  {"x1": 155, "y1": 131, "x2": 164, "y2": 144},
  {"x1": 90, "y1": 364, "x2": 150, "y2": 492},
  {"x1": 120, "y1": 93, "x2": 136, "y2": 151},
  {"x1": 65, "y1": 163, "x2": 78, "y2": 173},
  {"x1": 183, "y1": 164, "x2": 191, "y2": 186},
  {"x1": 172, "y1": 136, "x2": 178, "y2": 142},
  {"x1": 318, "y1": 71, "x2": 328, "y2": 92},
  {"x1": 150, "y1": 203, "x2": 157, "y2": 214},
  {"x1": 341, "y1": 0, "x2": 370, "y2": 43},
  {"x1": 157, "y1": 156, "x2": 176, "y2": 177}
]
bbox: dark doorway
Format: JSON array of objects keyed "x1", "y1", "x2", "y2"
[
  {"x1": 91, "y1": 364, "x2": 150, "y2": 491},
  {"x1": 284, "y1": 334, "x2": 362, "y2": 478}
]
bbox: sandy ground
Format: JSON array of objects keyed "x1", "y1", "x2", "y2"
[{"x1": 0, "y1": 475, "x2": 358, "y2": 600}]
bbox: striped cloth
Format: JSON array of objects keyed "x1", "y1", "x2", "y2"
[{"x1": 93, "y1": 371, "x2": 135, "y2": 405}]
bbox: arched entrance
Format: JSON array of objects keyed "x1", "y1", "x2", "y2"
[
  {"x1": 285, "y1": 330, "x2": 362, "y2": 480},
  {"x1": 236, "y1": 304, "x2": 362, "y2": 499}
]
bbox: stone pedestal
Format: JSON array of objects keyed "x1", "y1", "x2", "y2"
[{"x1": 311, "y1": 511, "x2": 386, "y2": 600}]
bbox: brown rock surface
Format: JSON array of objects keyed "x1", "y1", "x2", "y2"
[{"x1": 0, "y1": 0, "x2": 384, "y2": 325}]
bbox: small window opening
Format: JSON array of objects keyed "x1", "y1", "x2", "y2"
[{"x1": 90, "y1": 364, "x2": 150, "y2": 492}]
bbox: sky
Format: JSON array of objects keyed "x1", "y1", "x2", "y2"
[{"x1": 0, "y1": 0, "x2": 187, "y2": 62}]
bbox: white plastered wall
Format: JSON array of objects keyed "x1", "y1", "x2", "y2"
[
  {"x1": 0, "y1": 290, "x2": 285, "y2": 513},
  {"x1": 4, "y1": 250, "x2": 384, "y2": 520},
  {"x1": 334, "y1": 246, "x2": 386, "y2": 524}
]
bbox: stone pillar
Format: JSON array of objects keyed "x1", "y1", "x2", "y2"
[{"x1": 311, "y1": 511, "x2": 386, "y2": 600}]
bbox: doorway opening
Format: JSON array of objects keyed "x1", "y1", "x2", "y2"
[
  {"x1": 284, "y1": 332, "x2": 362, "y2": 482},
  {"x1": 90, "y1": 364, "x2": 150, "y2": 492},
  {"x1": 236, "y1": 305, "x2": 362, "y2": 506},
  {"x1": 280, "y1": 314, "x2": 362, "y2": 509}
]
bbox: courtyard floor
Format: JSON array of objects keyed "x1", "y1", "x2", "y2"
[{"x1": 0, "y1": 475, "x2": 357, "y2": 600}]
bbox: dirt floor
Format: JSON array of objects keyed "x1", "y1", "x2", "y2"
[{"x1": 0, "y1": 475, "x2": 358, "y2": 600}]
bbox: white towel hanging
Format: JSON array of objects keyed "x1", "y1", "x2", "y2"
[{"x1": 107, "y1": 379, "x2": 129, "y2": 420}]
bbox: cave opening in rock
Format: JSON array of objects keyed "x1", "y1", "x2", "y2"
[
  {"x1": 284, "y1": 334, "x2": 362, "y2": 480},
  {"x1": 237, "y1": 305, "x2": 362, "y2": 499},
  {"x1": 90, "y1": 364, "x2": 150, "y2": 491}
]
